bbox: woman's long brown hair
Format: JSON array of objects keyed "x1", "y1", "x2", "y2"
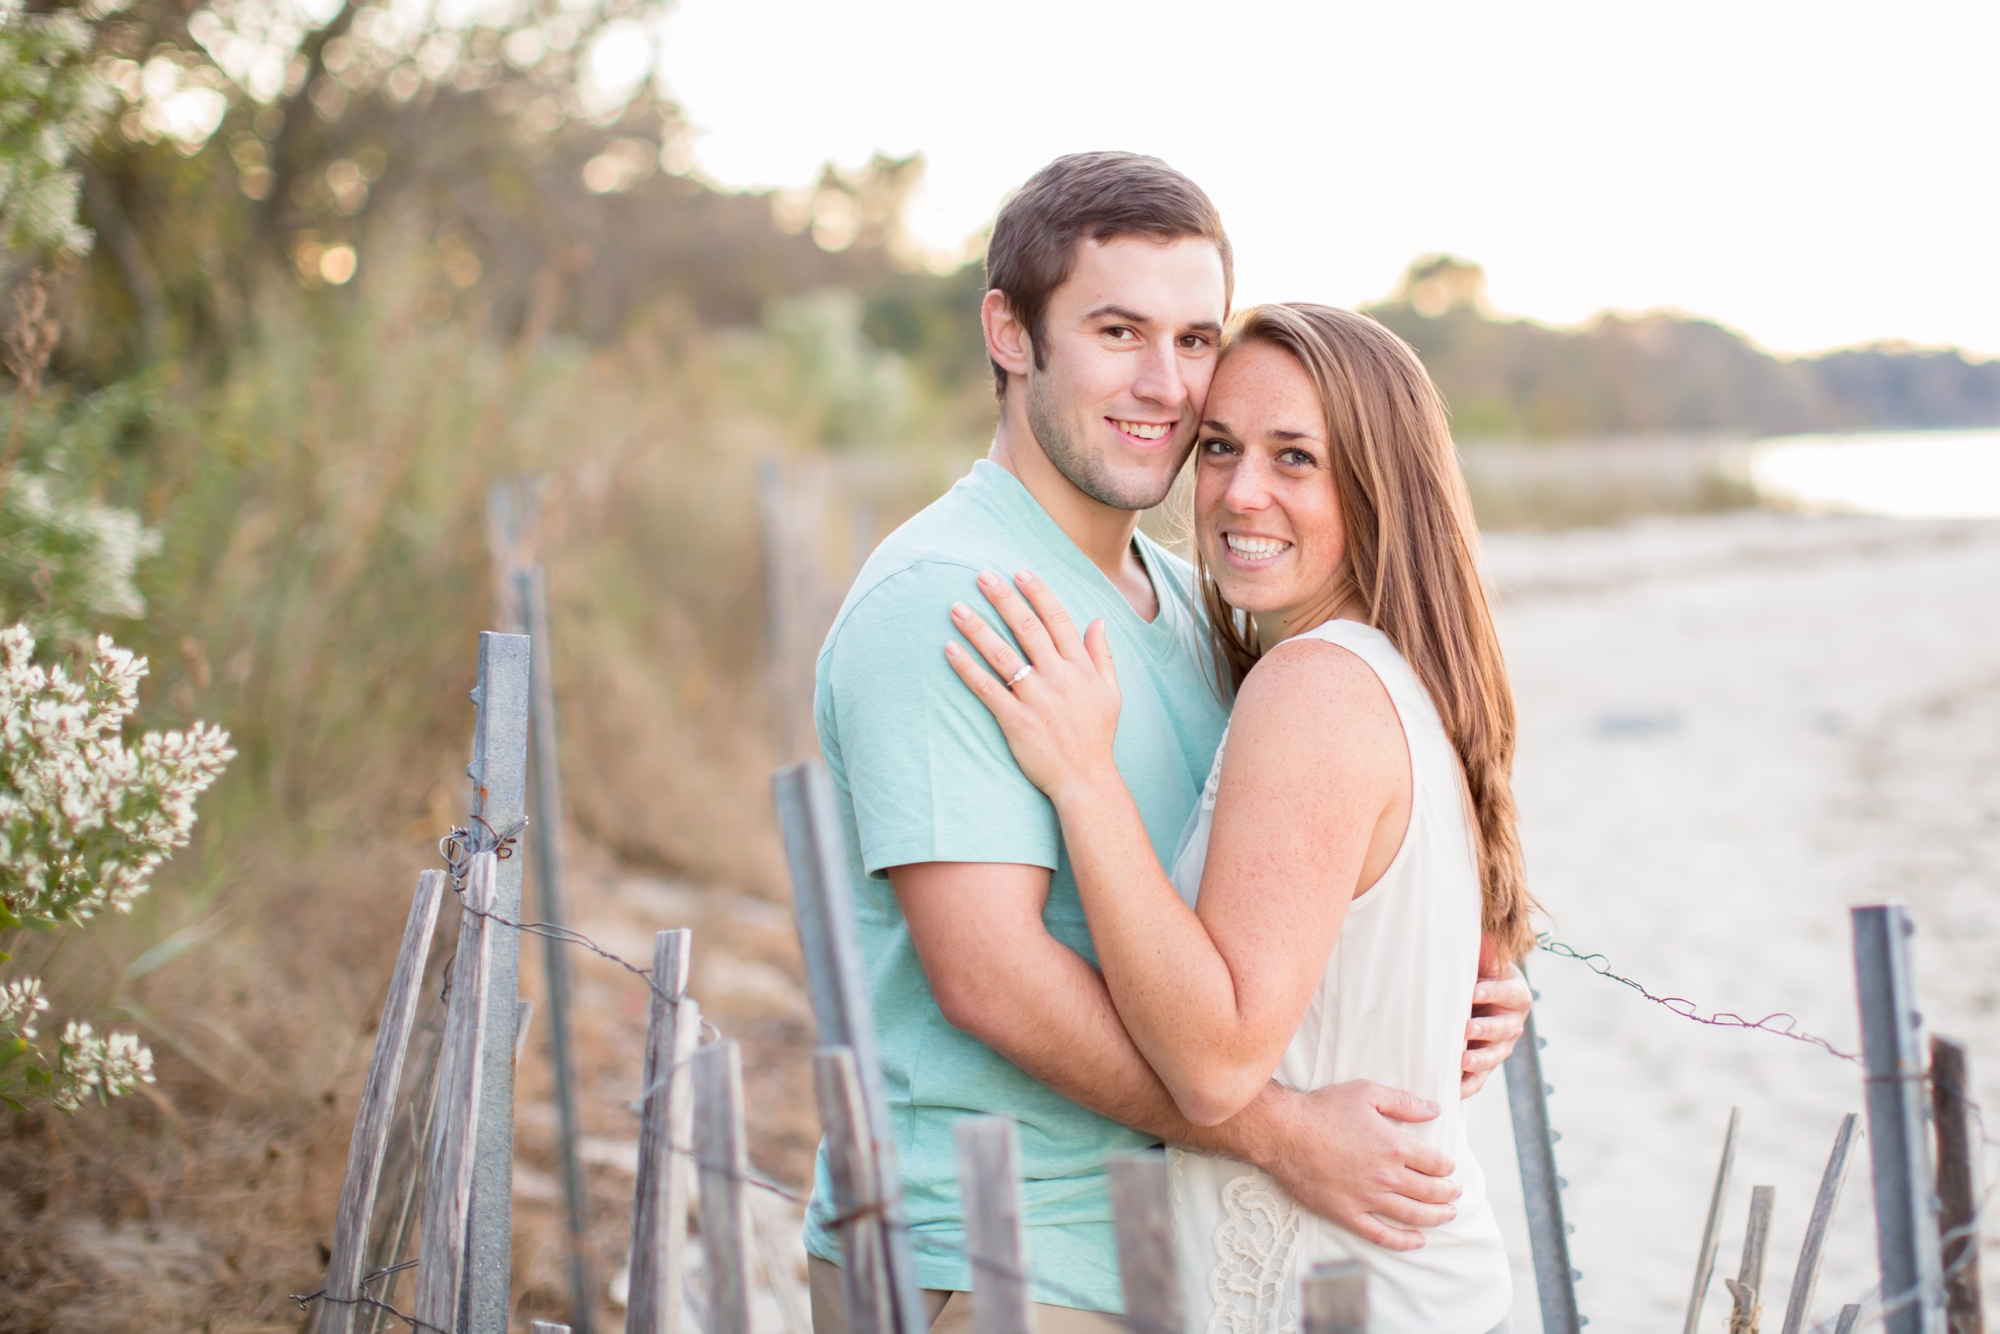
[{"x1": 1194, "y1": 303, "x2": 1539, "y2": 961}]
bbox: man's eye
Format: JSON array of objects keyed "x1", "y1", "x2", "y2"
[
  {"x1": 1104, "y1": 326, "x2": 1136, "y2": 341},
  {"x1": 1178, "y1": 334, "x2": 1210, "y2": 350}
]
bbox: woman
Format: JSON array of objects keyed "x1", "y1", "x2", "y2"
[{"x1": 941, "y1": 304, "x2": 1533, "y2": 1334}]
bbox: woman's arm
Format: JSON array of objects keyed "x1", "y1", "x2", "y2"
[{"x1": 946, "y1": 571, "x2": 1409, "y2": 1126}]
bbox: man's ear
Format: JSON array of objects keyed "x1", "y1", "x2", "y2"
[{"x1": 982, "y1": 289, "x2": 1034, "y2": 383}]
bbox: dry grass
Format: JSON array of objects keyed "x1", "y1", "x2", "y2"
[{"x1": 0, "y1": 239, "x2": 986, "y2": 1329}]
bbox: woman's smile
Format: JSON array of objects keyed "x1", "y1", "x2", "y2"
[{"x1": 1221, "y1": 531, "x2": 1294, "y2": 566}]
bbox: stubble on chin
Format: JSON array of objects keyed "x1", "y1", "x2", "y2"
[{"x1": 1025, "y1": 371, "x2": 1180, "y2": 513}]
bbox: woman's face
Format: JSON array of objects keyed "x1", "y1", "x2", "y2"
[{"x1": 1194, "y1": 340, "x2": 1350, "y2": 631}]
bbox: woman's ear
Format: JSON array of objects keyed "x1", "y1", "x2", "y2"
[{"x1": 982, "y1": 289, "x2": 1034, "y2": 382}]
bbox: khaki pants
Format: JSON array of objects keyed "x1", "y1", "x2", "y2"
[{"x1": 807, "y1": 1255, "x2": 1124, "y2": 1334}]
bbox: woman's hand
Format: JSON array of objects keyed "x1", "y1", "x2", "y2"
[{"x1": 945, "y1": 569, "x2": 1122, "y2": 806}]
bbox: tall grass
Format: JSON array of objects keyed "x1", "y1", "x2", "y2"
[{"x1": 0, "y1": 216, "x2": 991, "y2": 1331}]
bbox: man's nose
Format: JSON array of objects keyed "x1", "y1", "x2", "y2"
[{"x1": 1131, "y1": 337, "x2": 1188, "y2": 409}]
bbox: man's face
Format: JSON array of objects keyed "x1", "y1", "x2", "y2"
[{"x1": 1022, "y1": 235, "x2": 1227, "y2": 511}]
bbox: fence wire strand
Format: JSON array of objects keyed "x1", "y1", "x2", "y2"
[{"x1": 296, "y1": 840, "x2": 1995, "y2": 1334}]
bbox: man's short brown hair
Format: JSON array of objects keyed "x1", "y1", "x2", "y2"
[{"x1": 984, "y1": 152, "x2": 1234, "y2": 397}]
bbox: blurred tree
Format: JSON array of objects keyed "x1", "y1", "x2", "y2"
[{"x1": 1369, "y1": 256, "x2": 2000, "y2": 438}]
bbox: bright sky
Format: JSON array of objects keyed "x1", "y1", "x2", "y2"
[{"x1": 652, "y1": 0, "x2": 2000, "y2": 359}]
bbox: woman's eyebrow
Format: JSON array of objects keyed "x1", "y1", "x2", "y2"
[{"x1": 1201, "y1": 418, "x2": 1236, "y2": 435}]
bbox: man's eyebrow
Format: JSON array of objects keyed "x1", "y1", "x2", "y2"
[{"x1": 1084, "y1": 304, "x2": 1153, "y2": 324}]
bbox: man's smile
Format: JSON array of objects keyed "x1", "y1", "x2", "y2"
[{"x1": 1108, "y1": 418, "x2": 1175, "y2": 444}]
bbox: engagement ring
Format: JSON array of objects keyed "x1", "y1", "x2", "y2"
[{"x1": 1006, "y1": 665, "x2": 1035, "y2": 687}]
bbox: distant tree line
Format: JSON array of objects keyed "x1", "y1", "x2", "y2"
[{"x1": 1369, "y1": 255, "x2": 2000, "y2": 439}]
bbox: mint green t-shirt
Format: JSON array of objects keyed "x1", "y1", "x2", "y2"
[{"x1": 801, "y1": 460, "x2": 1230, "y2": 1312}]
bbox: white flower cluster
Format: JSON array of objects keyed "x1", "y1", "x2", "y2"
[
  {"x1": 0, "y1": 624, "x2": 234, "y2": 928},
  {"x1": 0, "y1": 976, "x2": 47, "y2": 1038},
  {"x1": 0, "y1": 625, "x2": 230, "y2": 1112},
  {"x1": 48, "y1": 1021, "x2": 155, "y2": 1110}
]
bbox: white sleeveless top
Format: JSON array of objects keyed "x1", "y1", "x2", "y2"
[{"x1": 1166, "y1": 620, "x2": 1511, "y2": 1334}]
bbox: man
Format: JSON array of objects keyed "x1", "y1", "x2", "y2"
[{"x1": 804, "y1": 152, "x2": 1530, "y2": 1334}]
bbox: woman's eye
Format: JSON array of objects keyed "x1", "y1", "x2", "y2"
[
  {"x1": 1200, "y1": 438, "x2": 1235, "y2": 456},
  {"x1": 1279, "y1": 448, "x2": 1318, "y2": 468}
]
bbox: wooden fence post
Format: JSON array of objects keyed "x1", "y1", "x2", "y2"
[
  {"x1": 415, "y1": 852, "x2": 498, "y2": 1332},
  {"x1": 1685, "y1": 1108, "x2": 1743, "y2": 1334},
  {"x1": 1300, "y1": 1260, "x2": 1366, "y2": 1334},
  {"x1": 1835, "y1": 1307, "x2": 1864, "y2": 1334},
  {"x1": 773, "y1": 761, "x2": 930, "y2": 1334},
  {"x1": 1108, "y1": 1152, "x2": 1182, "y2": 1334},
  {"x1": 1852, "y1": 904, "x2": 1947, "y2": 1334},
  {"x1": 533, "y1": 1323, "x2": 575, "y2": 1334},
  {"x1": 321, "y1": 871, "x2": 446, "y2": 1334},
  {"x1": 1780, "y1": 1114, "x2": 1860, "y2": 1334},
  {"x1": 695, "y1": 1040, "x2": 755, "y2": 1334},
  {"x1": 1931, "y1": 1036, "x2": 1984, "y2": 1334},
  {"x1": 957, "y1": 1117, "x2": 1034, "y2": 1334},
  {"x1": 629, "y1": 929, "x2": 699, "y2": 1334},
  {"x1": 1503, "y1": 993, "x2": 1582, "y2": 1334},
  {"x1": 1725, "y1": 1186, "x2": 1775, "y2": 1334},
  {"x1": 814, "y1": 1047, "x2": 895, "y2": 1334},
  {"x1": 466, "y1": 630, "x2": 532, "y2": 1334}
]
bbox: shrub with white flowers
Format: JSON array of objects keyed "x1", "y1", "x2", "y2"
[{"x1": 0, "y1": 624, "x2": 232, "y2": 1111}]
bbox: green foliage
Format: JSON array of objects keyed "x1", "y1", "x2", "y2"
[{"x1": 0, "y1": 4, "x2": 114, "y2": 259}]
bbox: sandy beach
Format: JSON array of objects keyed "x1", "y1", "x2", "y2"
[{"x1": 1467, "y1": 511, "x2": 2000, "y2": 1334}]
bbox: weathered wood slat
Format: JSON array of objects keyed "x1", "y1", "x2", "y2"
[
  {"x1": 628, "y1": 929, "x2": 697, "y2": 1334},
  {"x1": 695, "y1": 1040, "x2": 755, "y2": 1334},
  {"x1": 414, "y1": 853, "x2": 497, "y2": 1331},
  {"x1": 1686, "y1": 1107, "x2": 1744, "y2": 1334},
  {"x1": 814, "y1": 1047, "x2": 894, "y2": 1334},
  {"x1": 1780, "y1": 1114, "x2": 1860, "y2": 1334},
  {"x1": 1108, "y1": 1152, "x2": 1182, "y2": 1334},
  {"x1": 1301, "y1": 1260, "x2": 1366, "y2": 1334},
  {"x1": 1931, "y1": 1036, "x2": 1985, "y2": 1334},
  {"x1": 957, "y1": 1117, "x2": 1033, "y2": 1334},
  {"x1": 1725, "y1": 1185, "x2": 1776, "y2": 1334},
  {"x1": 321, "y1": 871, "x2": 447, "y2": 1334}
]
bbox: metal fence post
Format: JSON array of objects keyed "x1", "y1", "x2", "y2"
[
  {"x1": 773, "y1": 761, "x2": 930, "y2": 1334},
  {"x1": 1852, "y1": 903, "x2": 1946, "y2": 1334},
  {"x1": 518, "y1": 563, "x2": 594, "y2": 1334},
  {"x1": 466, "y1": 631, "x2": 531, "y2": 1334},
  {"x1": 1503, "y1": 990, "x2": 1583, "y2": 1334}
]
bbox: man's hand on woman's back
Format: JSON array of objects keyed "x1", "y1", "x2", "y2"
[
  {"x1": 1229, "y1": 1080, "x2": 1460, "y2": 1252},
  {"x1": 1459, "y1": 938, "x2": 1531, "y2": 1097}
]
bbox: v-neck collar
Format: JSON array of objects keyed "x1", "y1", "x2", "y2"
[{"x1": 966, "y1": 460, "x2": 1187, "y2": 663}]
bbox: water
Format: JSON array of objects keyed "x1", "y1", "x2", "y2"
[{"x1": 1751, "y1": 428, "x2": 2000, "y2": 519}]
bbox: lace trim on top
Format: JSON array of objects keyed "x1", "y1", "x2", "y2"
[
  {"x1": 1199, "y1": 727, "x2": 1229, "y2": 813},
  {"x1": 1205, "y1": 1169, "x2": 1304, "y2": 1334}
]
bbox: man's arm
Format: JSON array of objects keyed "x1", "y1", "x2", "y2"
[{"x1": 892, "y1": 860, "x2": 1465, "y2": 1251}]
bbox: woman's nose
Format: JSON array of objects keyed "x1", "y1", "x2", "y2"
[{"x1": 1225, "y1": 456, "x2": 1274, "y2": 512}]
